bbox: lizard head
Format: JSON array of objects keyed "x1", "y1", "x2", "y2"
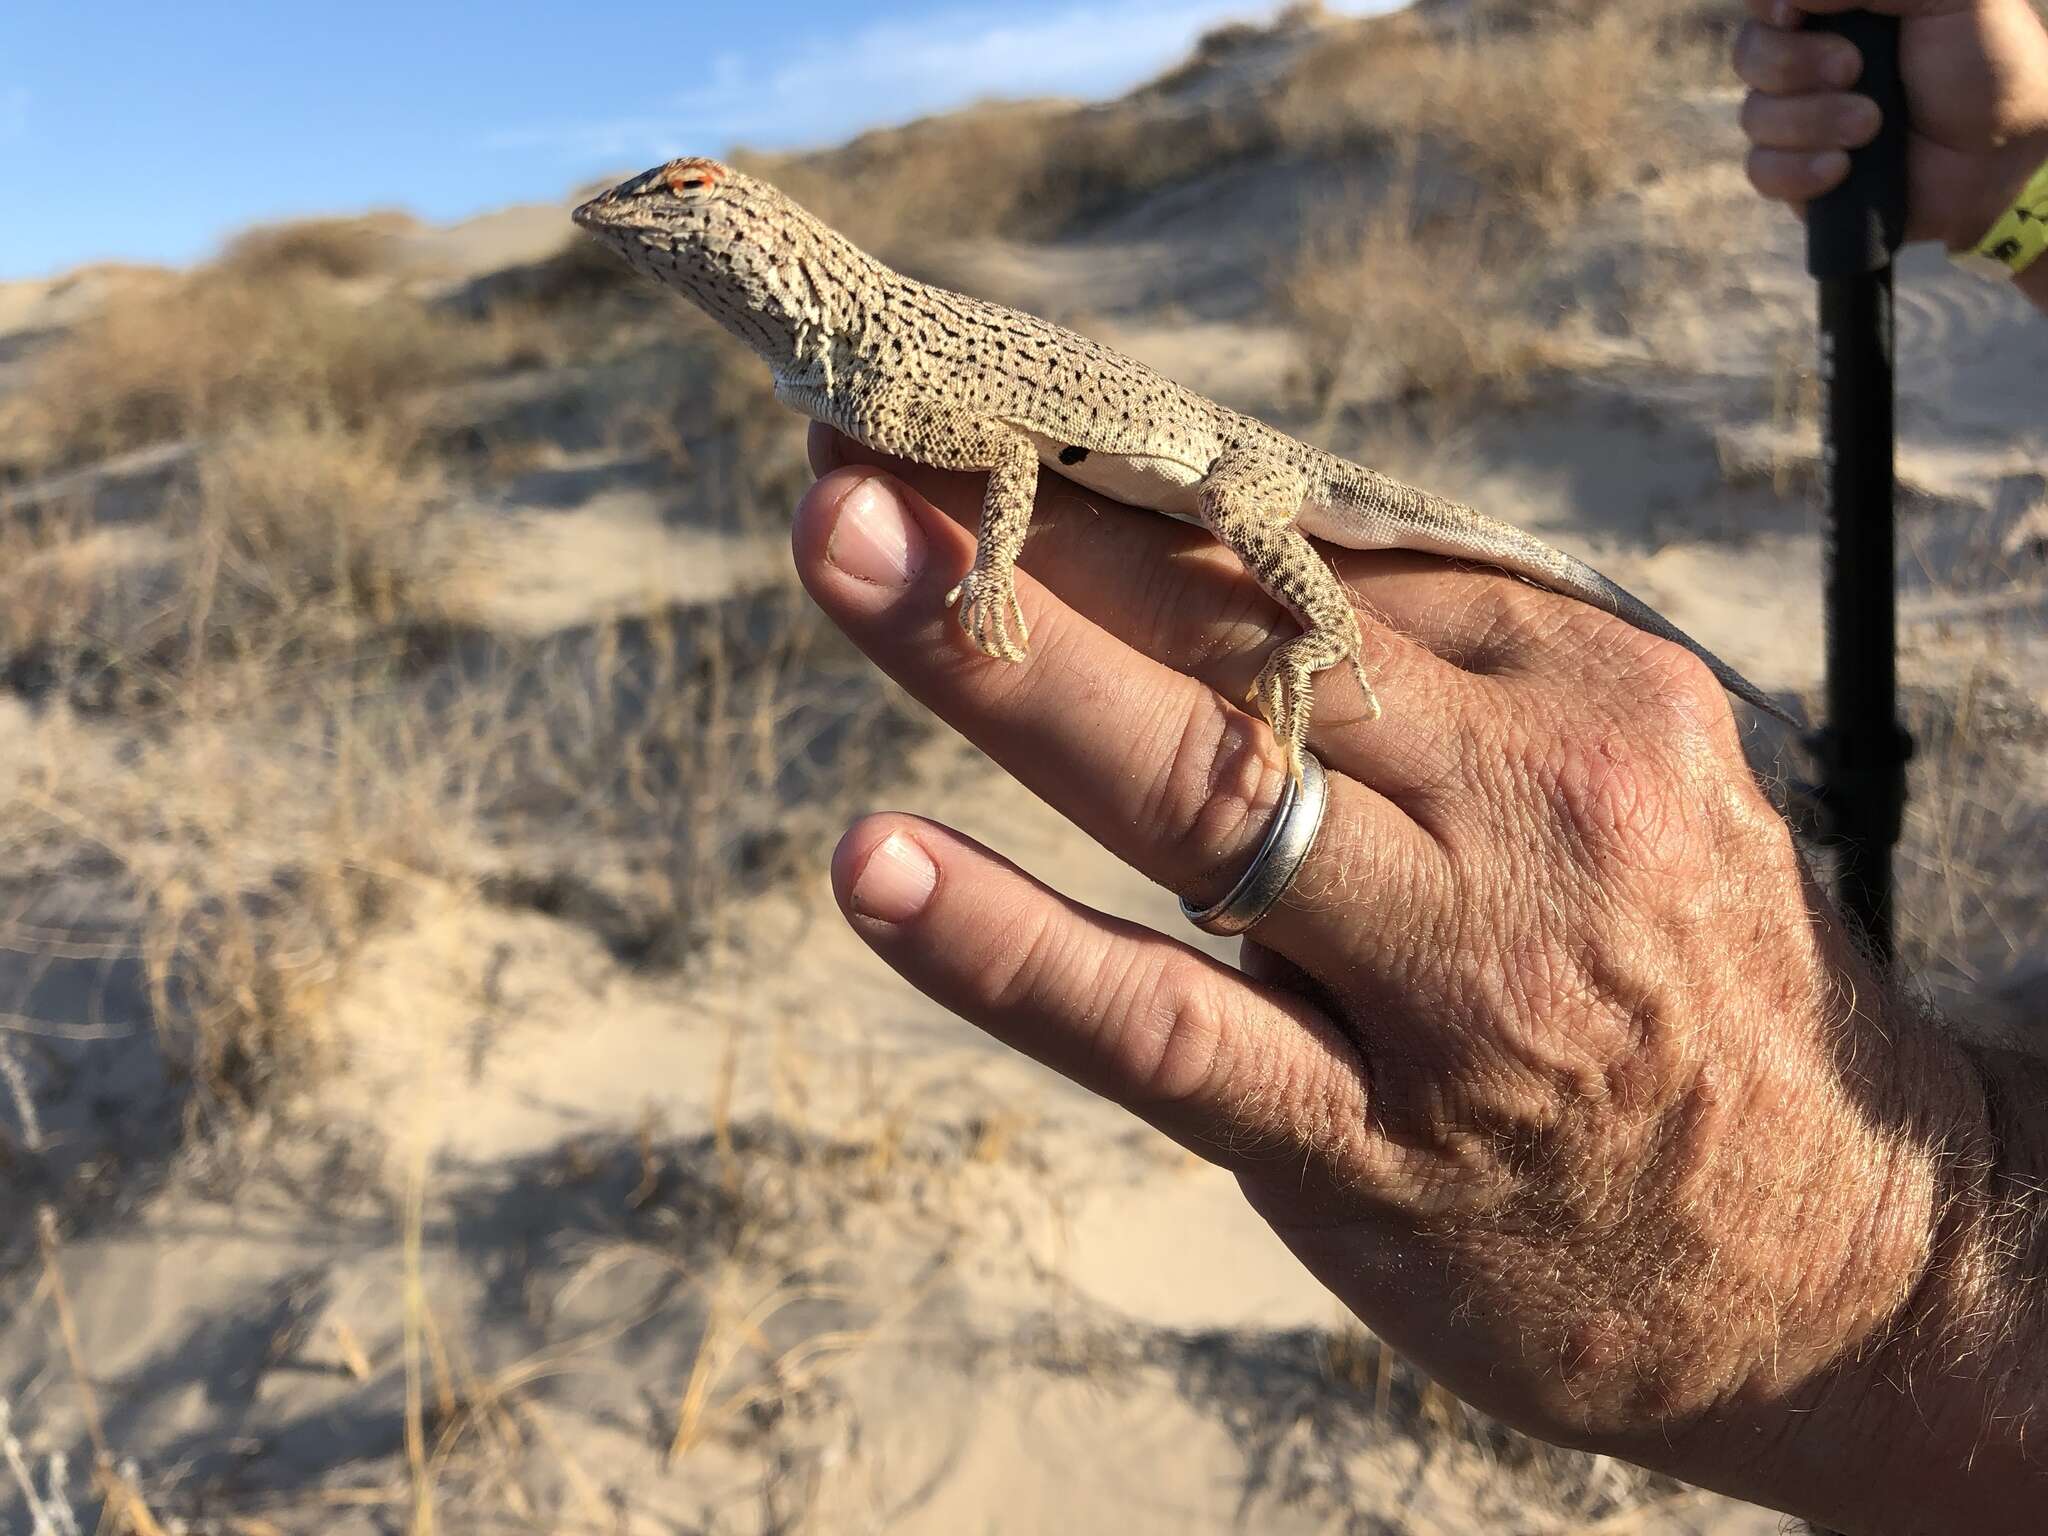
[
  {"x1": 573, "y1": 157, "x2": 731, "y2": 238},
  {"x1": 572, "y1": 157, "x2": 874, "y2": 366}
]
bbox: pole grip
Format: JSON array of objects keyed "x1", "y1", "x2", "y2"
[{"x1": 1805, "y1": 11, "x2": 1908, "y2": 276}]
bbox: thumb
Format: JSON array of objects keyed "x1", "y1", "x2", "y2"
[{"x1": 829, "y1": 813, "x2": 1386, "y2": 1194}]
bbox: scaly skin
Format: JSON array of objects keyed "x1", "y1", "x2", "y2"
[{"x1": 573, "y1": 158, "x2": 1791, "y2": 776}]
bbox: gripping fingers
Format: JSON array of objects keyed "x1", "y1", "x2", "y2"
[
  {"x1": 1733, "y1": 13, "x2": 1871, "y2": 213},
  {"x1": 1733, "y1": 18, "x2": 1865, "y2": 95},
  {"x1": 1748, "y1": 145, "x2": 1852, "y2": 204},
  {"x1": 1741, "y1": 89, "x2": 1882, "y2": 151},
  {"x1": 831, "y1": 814, "x2": 1376, "y2": 1183}
]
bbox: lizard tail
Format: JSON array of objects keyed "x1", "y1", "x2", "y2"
[
  {"x1": 1347, "y1": 478, "x2": 1800, "y2": 727},
  {"x1": 1526, "y1": 545, "x2": 1800, "y2": 728}
]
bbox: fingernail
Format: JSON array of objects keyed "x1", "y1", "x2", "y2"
[
  {"x1": 849, "y1": 832, "x2": 938, "y2": 923},
  {"x1": 1828, "y1": 46, "x2": 1863, "y2": 88},
  {"x1": 826, "y1": 475, "x2": 925, "y2": 587}
]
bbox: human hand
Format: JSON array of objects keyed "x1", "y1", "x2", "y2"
[
  {"x1": 790, "y1": 426, "x2": 2036, "y2": 1530},
  {"x1": 1733, "y1": 0, "x2": 2048, "y2": 250}
]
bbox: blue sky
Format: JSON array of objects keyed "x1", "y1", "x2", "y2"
[{"x1": 0, "y1": 0, "x2": 1393, "y2": 280}]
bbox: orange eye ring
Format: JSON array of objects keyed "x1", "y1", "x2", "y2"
[{"x1": 666, "y1": 161, "x2": 722, "y2": 195}]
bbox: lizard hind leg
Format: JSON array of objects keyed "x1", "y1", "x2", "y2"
[{"x1": 1198, "y1": 451, "x2": 1375, "y2": 778}]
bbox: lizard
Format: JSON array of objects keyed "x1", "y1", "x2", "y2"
[{"x1": 572, "y1": 157, "x2": 1793, "y2": 778}]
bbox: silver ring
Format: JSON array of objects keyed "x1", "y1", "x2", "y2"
[{"x1": 1179, "y1": 752, "x2": 1329, "y2": 937}]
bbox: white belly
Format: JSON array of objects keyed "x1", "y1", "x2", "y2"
[{"x1": 1025, "y1": 432, "x2": 1206, "y2": 518}]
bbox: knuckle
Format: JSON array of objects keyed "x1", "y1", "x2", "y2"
[
  {"x1": 992, "y1": 920, "x2": 1243, "y2": 1118},
  {"x1": 1525, "y1": 729, "x2": 1692, "y2": 880},
  {"x1": 1149, "y1": 704, "x2": 1288, "y2": 898},
  {"x1": 1502, "y1": 639, "x2": 1725, "y2": 879},
  {"x1": 1121, "y1": 965, "x2": 1235, "y2": 1109},
  {"x1": 1454, "y1": 577, "x2": 1574, "y2": 678},
  {"x1": 1606, "y1": 625, "x2": 1727, "y2": 725},
  {"x1": 1735, "y1": 29, "x2": 1815, "y2": 93},
  {"x1": 1737, "y1": 91, "x2": 1777, "y2": 143},
  {"x1": 974, "y1": 898, "x2": 1070, "y2": 1015},
  {"x1": 1746, "y1": 146, "x2": 1796, "y2": 199},
  {"x1": 1745, "y1": 92, "x2": 1871, "y2": 152},
  {"x1": 1731, "y1": 23, "x2": 1778, "y2": 87}
]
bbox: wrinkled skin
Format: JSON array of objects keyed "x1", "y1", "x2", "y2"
[{"x1": 792, "y1": 422, "x2": 2046, "y2": 1534}]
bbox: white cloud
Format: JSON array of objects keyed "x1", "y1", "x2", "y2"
[{"x1": 497, "y1": 0, "x2": 1394, "y2": 164}]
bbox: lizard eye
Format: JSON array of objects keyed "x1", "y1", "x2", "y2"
[{"x1": 666, "y1": 162, "x2": 723, "y2": 196}]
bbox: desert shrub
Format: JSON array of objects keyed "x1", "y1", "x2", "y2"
[
  {"x1": 1, "y1": 575, "x2": 921, "y2": 1117},
  {"x1": 0, "y1": 500, "x2": 100, "y2": 661},
  {"x1": 215, "y1": 211, "x2": 415, "y2": 283},
  {"x1": 1262, "y1": 13, "x2": 1439, "y2": 150},
  {"x1": 10, "y1": 267, "x2": 495, "y2": 471},
  {"x1": 748, "y1": 93, "x2": 1273, "y2": 253},
  {"x1": 1288, "y1": 179, "x2": 1548, "y2": 414},
  {"x1": 1454, "y1": 0, "x2": 1730, "y2": 33},
  {"x1": 686, "y1": 7, "x2": 1676, "y2": 261},
  {"x1": 0, "y1": 421, "x2": 452, "y2": 723},
  {"x1": 186, "y1": 416, "x2": 445, "y2": 631},
  {"x1": 1424, "y1": 14, "x2": 1664, "y2": 217},
  {"x1": 1267, "y1": 10, "x2": 1679, "y2": 221}
]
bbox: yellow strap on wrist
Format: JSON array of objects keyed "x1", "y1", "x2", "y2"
[{"x1": 1967, "y1": 154, "x2": 2048, "y2": 278}]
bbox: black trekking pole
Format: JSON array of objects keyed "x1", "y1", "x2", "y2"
[{"x1": 1806, "y1": 9, "x2": 1913, "y2": 967}]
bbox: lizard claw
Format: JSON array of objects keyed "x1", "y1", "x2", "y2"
[
  {"x1": 1246, "y1": 648, "x2": 1381, "y2": 783},
  {"x1": 946, "y1": 566, "x2": 1030, "y2": 663},
  {"x1": 1349, "y1": 656, "x2": 1382, "y2": 722},
  {"x1": 1248, "y1": 656, "x2": 1312, "y2": 784}
]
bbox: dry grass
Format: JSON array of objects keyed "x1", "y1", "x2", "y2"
[
  {"x1": 8, "y1": 1211, "x2": 173, "y2": 1536},
  {"x1": 3, "y1": 264, "x2": 503, "y2": 474},
  {"x1": 745, "y1": 97, "x2": 1269, "y2": 257},
  {"x1": 0, "y1": 499, "x2": 103, "y2": 662},
  {"x1": 1421, "y1": 14, "x2": 1666, "y2": 220},
  {"x1": 185, "y1": 417, "x2": 446, "y2": 631},
  {"x1": 1275, "y1": 6, "x2": 1708, "y2": 424},
  {"x1": 2, "y1": 576, "x2": 912, "y2": 1120},
  {"x1": 741, "y1": 5, "x2": 1684, "y2": 285},
  {"x1": 1894, "y1": 529, "x2": 2048, "y2": 1026},
  {"x1": 215, "y1": 212, "x2": 416, "y2": 284},
  {"x1": 7, "y1": 678, "x2": 483, "y2": 1108},
  {"x1": 1286, "y1": 174, "x2": 1554, "y2": 417},
  {"x1": 1269, "y1": 10, "x2": 1679, "y2": 220},
  {"x1": 0, "y1": 191, "x2": 892, "y2": 1130},
  {"x1": 1, "y1": 421, "x2": 454, "y2": 716}
]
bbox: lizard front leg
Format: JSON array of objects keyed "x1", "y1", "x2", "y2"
[
  {"x1": 814, "y1": 383, "x2": 1040, "y2": 663},
  {"x1": 1198, "y1": 450, "x2": 1380, "y2": 779},
  {"x1": 943, "y1": 431, "x2": 1038, "y2": 664}
]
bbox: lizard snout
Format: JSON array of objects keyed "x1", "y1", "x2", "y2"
[{"x1": 572, "y1": 187, "x2": 629, "y2": 229}]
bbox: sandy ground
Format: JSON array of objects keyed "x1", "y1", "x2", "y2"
[{"x1": 1, "y1": 27, "x2": 2043, "y2": 1536}]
